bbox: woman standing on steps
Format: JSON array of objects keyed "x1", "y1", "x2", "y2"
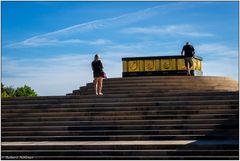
[{"x1": 91, "y1": 54, "x2": 104, "y2": 95}]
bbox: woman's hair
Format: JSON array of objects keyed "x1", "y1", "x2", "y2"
[{"x1": 94, "y1": 54, "x2": 100, "y2": 61}]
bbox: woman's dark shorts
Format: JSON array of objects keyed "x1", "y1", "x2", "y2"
[
  {"x1": 184, "y1": 57, "x2": 193, "y2": 68},
  {"x1": 93, "y1": 72, "x2": 101, "y2": 78}
]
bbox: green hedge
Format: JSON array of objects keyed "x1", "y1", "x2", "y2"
[{"x1": 1, "y1": 83, "x2": 37, "y2": 97}]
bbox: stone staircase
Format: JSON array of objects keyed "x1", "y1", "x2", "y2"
[{"x1": 1, "y1": 76, "x2": 239, "y2": 160}]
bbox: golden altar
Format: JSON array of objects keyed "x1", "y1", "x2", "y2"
[{"x1": 122, "y1": 55, "x2": 203, "y2": 77}]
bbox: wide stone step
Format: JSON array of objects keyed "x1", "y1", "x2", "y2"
[
  {"x1": 2, "y1": 149, "x2": 238, "y2": 157},
  {"x1": 83, "y1": 78, "x2": 237, "y2": 87},
  {"x1": 88, "y1": 80, "x2": 237, "y2": 86},
  {"x1": 2, "y1": 104, "x2": 238, "y2": 114},
  {"x1": 2, "y1": 109, "x2": 238, "y2": 118},
  {"x1": 2, "y1": 113, "x2": 238, "y2": 122},
  {"x1": 79, "y1": 89, "x2": 238, "y2": 95},
  {"x1": 2, "y1": 100, "x2": 238, "y2": 110},
  {"x1": 2, "y1": 123, "x2": 237, "y2": 131},
  {"x1": 79, "y1": 84, "x2": 238, "y2": 93},
  {"x1": 2, "y1": 128, "x2": 238, "y2": 137},
  {"x1": 100, "y1": 77, "x2": 234, "y2": 82},
  {"x1": 93, "y1": 76, "x2": 233, "y2": 82},
  {"x1": 2, "y1": 119, "x2": 238, "y2": 128},
  {"x1": 4, "y1": 93, "x2": 223, "y2": 102},
  {"x1": 2, "y1": 134, "x2": 238, "y2": 142},
  {"x1": 2, "y1": 140, "x2": 238, "y2": 150},
  {"x1": 1, "y1": 118, "x2": 236, "y2": 126},
  {"x1": 2, "y1": 95, "x2": 238, "y2": 105},
  {"x1": 2, "y1": 91, "x2": 235, "y2": 102},
  {"x1": 2, "y1": 108, "x2": 239, "y2": 118},
  {"x1": 84, "y1": 83, "x2": 237, "y2": 90},
  {"x1": 2, "y1": 91, "x2": 238, "y2": 102},
  {"x1": 94, "y1": 81, "x2": 237, "y2": 88},
  {"x1": 82, "y1": 86, "x2": 238, "y2": 92},
  {"x1": 2, "y1": 140, "x2": 238, "y2": 159},
  {"x1": 82, "y1": 84, "x2": 238, "y2": 90},
  {"x1": 12, "y1": 91, "x2": 240, "y2": 99}
]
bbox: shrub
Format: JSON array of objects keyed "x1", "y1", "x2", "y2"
[
  {"x1": 15, "y1": 85, "x2": 37, "y2": 97},
  {"x1": 1, "y1": 83, "x2": 15, "y2": 97},
  {"x1": 1, "y1": 83, "x2": 38, "y2": 97}
]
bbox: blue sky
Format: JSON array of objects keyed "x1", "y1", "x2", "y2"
[{"x1": 2, "y1": 1, "x2": 239, "y2": 96}]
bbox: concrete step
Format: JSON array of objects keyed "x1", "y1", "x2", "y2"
[
  {"x1": 2, "y1": 113, "x2": 238, "y2": 122},
  {"x1": 86, "y1": 79, "x2": 237, "y2": 86},
  {"x1": 2, "y1": 134, "x2": 238, "y2": 142},
  {"x1": 89, "y1": 79, "x2": 238, "y2": 85},
  {"x1": 2, "y1": 149, "x2": 238, "y2": 157},
  {"x1": 2, "y1": 122, "x2": 238, "y2": 132},
  {"x1": 2, "y1": 95, "x2": 238, "y2": 105},
  {"x1": 2, "y1": 104, "x2": 238, "y2": 114},
  {"x1": 101, "y1": 78, "x2": 235, "y2": 83},
  {"x1": 79, "y1": 85, "x2": 238, "y2": 93},
  {"x1": 82, "y1": 77, "x2": 237, "y2": 87},
  {"x1": 85, "y1": 83, "x2": 237, "y2": 89},
  {"x1": 78, "y1": 89, "x2": 238, "y2": 95},
  {"x1": 1, "y1": 118, "x2": 236, "y2": 126},
  {"x1": 2, "y1": 109, "x2": 238, "y2": 118},
  {"x1": 91, "y1": 76, "x2": 234, "y2": 82},
  {"x1": 81, "y1": 86, "x2": 238, "y2": 92},
  {"x1": 2, "y1": 140, "x2": 238, "y2": 150},
  {"x1": 2, "y1": 129, "x2": 238, "y2": 137},
  {"x1": 2, "y1": 100, "x2": 238, "y2": 110},
  {"x1": 2, "y1": 91, "x2": 238, "y2": 101},
  {"x1": 2, "y1": 93, "x2": 239, "y2": 105}
]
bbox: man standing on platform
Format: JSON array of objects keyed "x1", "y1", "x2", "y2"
[{"x1": 181, "y1": 42, "x2": 195, "y2": 76}]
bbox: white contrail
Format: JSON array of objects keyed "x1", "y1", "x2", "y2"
[{"x1": 6, "y1": 3, "x2": 188, "y2": 48}]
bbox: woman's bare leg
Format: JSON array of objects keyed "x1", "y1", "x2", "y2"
[
  {"x1": 98, "y1": 77, "x2": 103, "y2": 95},
  {"x1": 187, "y1": 63, "x2": 191, "y2": 76},
  {"x1": 93, "y1": 78, "x2": 99, "y2": 95}
]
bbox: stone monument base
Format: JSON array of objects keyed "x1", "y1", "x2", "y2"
[{"x1": 122, "y1": 55, "x2": 203, "y2": 77}]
